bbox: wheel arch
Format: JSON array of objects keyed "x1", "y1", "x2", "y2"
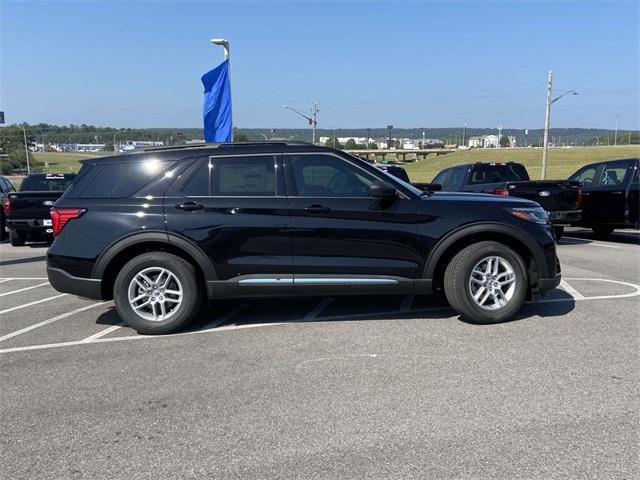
[
  {"x1": 424, "y1": 223, "x2": 546, "y2": 295},
  {"x1": 93, "y1": 231, "x2": 216, "y2": 300}
]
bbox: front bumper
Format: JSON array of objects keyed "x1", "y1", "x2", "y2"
[
  {"x1": 47, "y1": 267, "x2": 103, "y2": 300},
  {"x1": 548, "y1": 210, "x2": 581, "y2": 225}
]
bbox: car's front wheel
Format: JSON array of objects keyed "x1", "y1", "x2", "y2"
[
  {"x1": 9, "y1": 229, "x2": 25, "y2": 247},
  {"x1": 113, "y1": 252, "x2": 203, "y2": 334},
  {"x1": 444, "y1": 241, "x2": 527, "y2": 324}
]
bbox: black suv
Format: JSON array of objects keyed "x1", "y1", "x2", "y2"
[{"x1": 47, "y1": 142, "x2": 561, "y2": 334}]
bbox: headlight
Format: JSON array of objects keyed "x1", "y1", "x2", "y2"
[{"x1": 509, "y1": 207, "x2": 549, "y2": 224}]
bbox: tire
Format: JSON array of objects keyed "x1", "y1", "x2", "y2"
[
  {"x1": 592, "y1": 225, "x2": 614, "y2": 238},
  {"x1": 444, "y1": 241, "x2": 528, "y2": 324},
  {"x1": 9, "y1": 229, "x2": 25, "y2": 247},
  {"x1": 113, "y1": 252, "x2": 203, "y2": 335},
  {"x1": 553, "y1": 226, "x2": 564, "y2": 241}
]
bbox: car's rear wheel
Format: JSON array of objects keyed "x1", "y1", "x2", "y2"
[
  {"x1": 444, "y1": 241, "x2": 527, "y2": 324},
  {"x1": 113, "y1": 252, "x2": 203, "y2": 335},
  {"x1": 592, "y1": 225, "x2": 614, "y2": 238},
  {"x1": 9, "y1": 229, "x2": 25, "y2": 247}
]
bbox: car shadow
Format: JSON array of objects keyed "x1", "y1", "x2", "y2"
[
  {"x1": 564, "y1": 228, "x2": 640, "y2": 245},
  {"x1": 95, "y1": 289, "x2": 576, "y2": 335},
  {"x1": 0, "y1": 255, "x2": 47, "y2": 267}
]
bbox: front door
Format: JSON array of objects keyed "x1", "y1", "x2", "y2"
[
  {"x1": 164, "y1": 154, "x2": 292, "y2": 284},
  {"x1": 284, "y1": 153, "x2": 420, "y2": 292}
]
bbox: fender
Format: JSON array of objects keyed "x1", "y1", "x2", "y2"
[
  {"x1": 92, "y1": 230, "x2": 218, "y2": 281},
  {"x1": 423, "y1": 222, "x2": 549, "y2": 280}
]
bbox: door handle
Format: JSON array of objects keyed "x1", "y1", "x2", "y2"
[
  {"x1": 611, "y1": 191, "x2": 623, "y2": 195},
  {"x1": 303, "y1": 205, "x2": 331, "y2": 214},
  {"x1": 175, "y1": 201, "x2": 204, "y2": 211}
]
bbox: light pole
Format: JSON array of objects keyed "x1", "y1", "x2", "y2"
[
  {"x1": 22, "y1": 125, "x2": 30, "y2": 174},
  {"x1": 541, "y1": 70, "x2": 577, "y2": 179},
  {"x1": 283, "y1": 103, "x2": 318, "y2": 144},
  {"x1": 462, "y1": 121, "x2": 467, "y2": 147},
  {"x1": 210, "y1": 38, "x2": 232, "y2": 141},
  {"x1": 614, "y1": 115, "x2": 618, "y2": 146}
]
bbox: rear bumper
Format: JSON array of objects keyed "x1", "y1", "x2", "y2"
[
  {"x1": 548, "y1": 210, "x2": 581, "y2": 225},
  {"x1": 47, "y1": 267, "x2": 103, "y2": 300},
  {"x1": 6, "y1": 218, "x2": 53, "y2": 235}
]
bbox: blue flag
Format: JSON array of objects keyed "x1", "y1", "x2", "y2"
[{"x1": 201, "y1": 60, "x2": 232, "y2": 142}]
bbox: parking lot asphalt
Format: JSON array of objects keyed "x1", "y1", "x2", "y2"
[{"x1": 1, "y1": 229, "x2": 639, "y2": 480}]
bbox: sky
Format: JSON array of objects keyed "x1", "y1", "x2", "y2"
[{"x1": 1, "y1": 0, "x2": 638, "y2": 130}]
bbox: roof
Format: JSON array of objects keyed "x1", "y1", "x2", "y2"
[{"x1": 81, "y1": 141, "x2": 339, "y2": 165}]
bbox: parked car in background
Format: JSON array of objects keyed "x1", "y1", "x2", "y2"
[
  {"x1": 373, "y1": 163, "x2": 442, "y2": 192},
  {"x1": 432, "y1": 162, "x2": 582, "y2": 240},
  {"x1": 0, "y1": 175, "x2": 17, "y2": 242},
  {"x1": 3, "y1": 173, "x2": 76, "y2": 246},
  {"x1": 47, "y1": 142, "x2": 560, "y2": 335},
  {"x1": 568, "y1": 158, "x2": 639, "y2": 237}
]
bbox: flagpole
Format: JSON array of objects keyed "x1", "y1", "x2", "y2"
[{"x1": 210, "y1": 38, "x2": 232, "y2": 140}]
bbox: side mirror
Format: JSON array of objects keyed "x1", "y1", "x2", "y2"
[{"x1": 370, "y1": 179, "x2": 398, "y2": 199}]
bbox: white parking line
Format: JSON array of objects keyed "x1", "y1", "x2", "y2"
[
  {"x1": 0, "y1": 278, "x2": 638, "y2": 355},
  {"x1": 0, "y1": 294, "x2": 68, "y2": 315},
  {"x1": 0, "y1": 282, "x2": 50, "y2": 297},
  {"x1": 81, "y1": 323, "x2": 124, "y2": 342},
  {"x1": 0, "y1": 302, "x2": 109, "y2": 342},
  {"x1": 0, "y1": 279, "x2": 11, "y2": 284},
  {"x1": 400, "y1": 295, "x2": 414, "y2": 312},
  {"x1": 0, "y1": 277, "x2": 48, "y2": 280},
  {"x1": 559, "y1": 280, "x2": 585, "y2": 300},
  {"x1": 201, "y1": 303, "x2": 251, "y2": 330}
]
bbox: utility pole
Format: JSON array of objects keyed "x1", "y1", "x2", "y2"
[
  {"x1": 367, "y1": 128, "x2": 371, "y2": 147},
  {"x1": 614, "y1": 115, "x2": 618, "y2": 146},
  {"x1": 462, "y1": 121, "x2": 467, "y2": 147},
  {"x1": 497, "y1": 124, "x2": 503, "y2": 149},
  {"x1": 22, "y1": 125, "x2": 30, "y2": 174},
  {"x1": 311, "y1": 102, "x2": 318, "y2": 145},
  {"x1": 541, "y1": 71, "x2": 553, "y2": 179}
]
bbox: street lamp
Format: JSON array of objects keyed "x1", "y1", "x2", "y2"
[
  {"x1": 210, "y1": 38, "x2": 229, "y2": 59},
  {"x1": 541, "y1": 70, "x2": 578, "y2": 179},
  {"x1": 283, "y1": 103, "x2": 318, "y2": 144}
]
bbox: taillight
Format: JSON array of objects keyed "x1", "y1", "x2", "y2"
[
  {"x1": 494, "y1": 187, "x2": 510, "y2": 196},
  {"x1": 50, "y1": 208, "x2": 86, "y2": 236},
  {"x1": 2, "y1": 197, "x2": 10, "y2": 216},
  {"x1": 576, "y1": 187, "x2": 583, "y2": 207}
]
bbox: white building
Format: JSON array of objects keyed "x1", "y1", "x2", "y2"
[{"x1": 468, "y1": 135, "x2": 499, "y2": 148}]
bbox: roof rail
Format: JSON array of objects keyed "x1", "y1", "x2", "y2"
[{"x1": 141, "y1": 140, "x2": 313, "y2": 153}]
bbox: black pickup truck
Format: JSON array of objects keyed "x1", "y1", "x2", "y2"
[
  {"x1": 3, "y1": 173, "x2": 76, "y2": 246},
  {"x1": 432, "y1": 162, "x2": 582, "y2": 239},
  {"x1": 568, "y1": 158, "x2": 639, "y2": 237}
]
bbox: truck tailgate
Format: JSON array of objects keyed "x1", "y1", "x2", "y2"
[
  {"x1": 7, "y1": 191, "x2": 62, "y2": 220},
  {"x1": 506, "y1": 180, "x2": 580, "y2": 212}
]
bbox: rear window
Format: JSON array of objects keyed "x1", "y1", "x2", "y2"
[
  {"x1": 74, "y1": 160, "x2": 176, "y2": 198},
  {"x1": 20, "y1": 174, "x2": 76, "y2": 192},
  {"x1": 469, "y1": 164, "x2": 529, "y2": 184}
]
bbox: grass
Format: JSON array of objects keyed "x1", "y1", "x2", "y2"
[
  {"x1": 27, "y1": 145, "x2": 640, "y2": 181},
  {"x1": 31, "y1": 152, "x2": 105, "y2": 173},
  {"x1": 402, "y1": 145, "x2": 640, "y2": 182}
]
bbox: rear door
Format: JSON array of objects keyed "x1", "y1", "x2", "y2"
[
  {"x1": 574, "y1": 160, "x2": 632, "y2": 225},
  {"x1": 164, "y1": 154, "x2": 292, "y2": 282},
  {"x1": 569, "y1": 163, "x2": 602, "y2": 225},
  {"x1": 284, "y1": 152, "x2": 420, "y2": 289}
]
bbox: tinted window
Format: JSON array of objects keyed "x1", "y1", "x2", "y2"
[
  {"x1": 432, "y1": 170, "x2": 450, "y2": 185},
  {"x1": 183, "y1": 155, "x2": 276, "y2": 197},
  {"x1": 289, "y1": 154, "x2": 375, "y2": 197},
  {"x1": 469, "y1": 164, "x2": 528, "y2": 184},
  {"x1": 569, "y1": 165, "x2": 599, "y2": 186},
  {"x1": 601, "y1": 161, "x2": 630, "y2": 186},
  {"x1": 20, "y1": 174, "x2": 76, "y2": 192},
  {"x1": 77, "y1": 160, "x2": 175, "y2": 198},
  {"x1": 444, "y1": 166, "x2": 467, "y2": 190}
]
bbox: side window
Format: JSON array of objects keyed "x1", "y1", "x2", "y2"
[
  {"x1": 601, "y1": 161, "x2": 631, "y2": 186},
  {"x1": 432, "y1": 170, "x2": 450, "y2": 186},
  {"x1": 445, "y1": 167, "x2": 467, "y2": 190},
  {"x1": 569, "y1": 165, "x2": 599, "y2": 187},
  {"x1": 288, "y1": 154, "x2": 375, "y2": 197},
  {"x1": 183, "y1": 155, "x2": 277, "y2": 197},
  {"x1": 77, "y1": 160, "x2": 175, "y2": 198}
]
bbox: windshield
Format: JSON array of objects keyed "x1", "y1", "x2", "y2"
[
  {"x1": 20, "y1": 174, "x2": 76, "y2": 192},
  {"x1": 469, "y1": 164, "x2": 529, "y2": 184}
]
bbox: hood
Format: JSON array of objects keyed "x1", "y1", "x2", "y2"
[{"x1": 427, "y1": 191, "x2": 540, "y2": 208}]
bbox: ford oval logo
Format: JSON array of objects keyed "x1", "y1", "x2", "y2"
[
  {"x1": 538, "y1": 191, "x2": 551, "y2": 197},
  {"x1": 43, "y1": 200, "x2": 55, "y2": 206}
]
